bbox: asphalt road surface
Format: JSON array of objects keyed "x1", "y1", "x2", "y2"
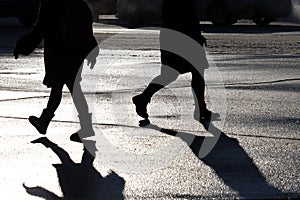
[{"x1": 0, "y1": 18, "x2": 299, "y2": 199}]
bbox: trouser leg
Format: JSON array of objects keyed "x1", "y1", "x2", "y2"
[
  {"x1": 142, "y1": 65, "x2": 180, "y2": 99},
  {"x1": 66, "y1": 82, "x2": 89, "y2": 116},
  {"x1": 191, "y1": 69, "x2": 207, "y2": 120},
  {"x1": 45, "y1": 84, "x2": 64, "y2": 114},
  {"x1": 28, "y1": 84, "x2": 63, "y2": 134},
  {"x1": 133, "y1": 65, "x2": 180, "y2": 119},
  {"x1": 67, "y1": 82, "x2": 94, "y2": 141}
]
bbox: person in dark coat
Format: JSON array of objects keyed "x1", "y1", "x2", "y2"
[
  {"x1": 132, "y1": 0, "x2": 219, "y2": 129},
  {"x1": 14, "y1": 0, "x2": 99, "y2": 141}
]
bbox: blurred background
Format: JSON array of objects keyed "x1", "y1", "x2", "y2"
[{"x1": 0, "y1": 0, "x2": 299, "y2": 27}]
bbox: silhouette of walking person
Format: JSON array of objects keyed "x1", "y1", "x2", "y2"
[
  {"x1": 132, "y1": 0, "x2": 219, "y2": 129},
  {"x1": 14, "y1": 0, "x2": 99, "y2": 142}
]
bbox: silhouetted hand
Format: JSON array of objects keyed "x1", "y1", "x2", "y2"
[
  {"x1": 203, "y1": 39, "x2": 207, "y2": 47},
  {"x1": 13, "y1": 48, "x2": 19, "y2": 59},
  {"x1": 14, "y1": 32, "x2": 42, "y2": 59},
  {"x1": 87, "y1": 57, "x2": 97, "y2": 69},
  {"x1": 86, "y1": 46, "x2": 99, "y2": 69},
  {"x1": 198, "y1": 35, "x2": 207, "y2": 47}
]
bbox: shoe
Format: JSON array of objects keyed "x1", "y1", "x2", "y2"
[
  {"x1": 29, "y1": 109, "x2": 54, "y2": 134},
  {"x1": 195, "y1": 109, "x2": 220, "y2": 130},
  {"x1": 70, "y1": 133, "x2": 82, "y2": 143},
  {"x1": 139, "y1": 119, "x2": 150, "y2": 127},
  {"x1": 70, "y1": 113, "x2": 95, "y2": 143},
  {"x1": 132, "y1": 94, "x2": 149, "y2": 119}
]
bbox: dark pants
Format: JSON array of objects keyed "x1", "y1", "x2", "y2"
[
  {"x1": 45, "y1": 82, "x2": 89, "y2": 116},
  {"x1": 141, "y1": 64, "x2": 206, "y2": 113}
]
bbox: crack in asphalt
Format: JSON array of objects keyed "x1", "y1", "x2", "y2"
[
  {"x1": 0, "y1": 115, "x2": 299, "y2": 141},
  {"x1": 0, "y1": 77, "x2": 299, "y2": 102},
  {"x1": 222, "y1": 78, "x2": 300, "y2": 86},
  {"x1": 0, "y1": 95, "x2": 49, "y2": 102}
]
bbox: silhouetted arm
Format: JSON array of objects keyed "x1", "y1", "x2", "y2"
[
  {"x1": 23, "y1": 183, "x2": 62, "y2": 200},
  {"x1": 31, "y1": 137, "x2": 74, "y2": 165},
  {"x1": 14, "y1": 2, "x2": 44, "y2": 59}
]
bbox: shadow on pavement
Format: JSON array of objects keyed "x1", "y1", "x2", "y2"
[
  {"x1": 24, "y1": 137, "x2": 125, "y2": 200},
  {"x1": 144, "y1": 123, "x2": 286, "y2": 199}
]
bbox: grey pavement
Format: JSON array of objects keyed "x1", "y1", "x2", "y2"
[{"x1": 0, "y1": 18, "x2": 299, "y2": 199}]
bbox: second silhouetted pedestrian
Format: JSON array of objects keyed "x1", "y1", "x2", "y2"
[{"x1": 132, "y1": 0, "x2": 219, "y2": 129}]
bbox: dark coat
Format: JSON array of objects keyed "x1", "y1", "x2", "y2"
[
  {"x1": 15, "y1": 0, "x2": 98, "y2": 87},
  {"x1": 160, "y1": 0, "x2": 206, "y2": 74}
]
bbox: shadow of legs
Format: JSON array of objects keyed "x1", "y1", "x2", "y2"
[{"x1": 144, "y1": 123, "x2": 283, "y2": 198}]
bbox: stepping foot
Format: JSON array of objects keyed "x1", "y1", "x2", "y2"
[
  {"x1": 139, "y1": 119, "x2": 150, "y2": 127},
  {"x1": 70, "y1": 133, "x2": 82, "y2": 143},
  {"x1": 29, "y1": 116, "x2": 47, "y2": 135},
  {"x1": 132, "y1": 94, "x2": 149, "y2": 119}
]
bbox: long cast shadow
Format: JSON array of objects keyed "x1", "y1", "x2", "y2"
[
  {"x1": 144, "y1": 123, "x2": 285, "y2": 199},
  {"x1": 24, "y1": 137, "x2": 125, "y2": 200}
]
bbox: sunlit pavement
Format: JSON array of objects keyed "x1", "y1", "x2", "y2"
[{"x1": 0, "y1": 19, "x2": 299, "y2": 199}]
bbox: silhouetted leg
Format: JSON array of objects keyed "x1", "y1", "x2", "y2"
[
  {"x1": 28, "y1": 84, "x2": 64, "y2": 134},
  {"x1": 67, "y1": 82, "x2": 94, "y2": 142},
  {"x1": 133, "y1": 65, "x2": 180, "y2": 119},
  {"x1": 191, "y1": 69, "x2": 206, "y2": 119},
  {"x1": 191, "y1": 70, "x2": 220, "y2": 130},
  {"x1": 46, "y1": 84, "x2": 64, "y2": 114},
  {"x1": 67, "y1": 82, "x2": 89, "y2": 116}
]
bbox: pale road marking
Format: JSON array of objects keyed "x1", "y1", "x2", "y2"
[
  {"x1": 93, "y1": 28, "x2": 300, "y2": 36},
  {"x1": 93, "y1": 28, "x2": 159, "y2": 34}
]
